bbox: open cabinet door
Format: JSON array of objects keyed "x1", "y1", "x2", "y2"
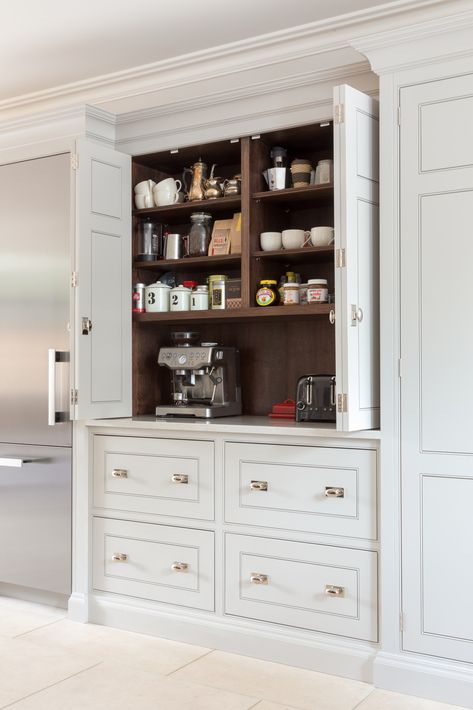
[
  {"x1": 73, "y1": 140, "x2": 132, "y2": 420},
  {"x1": 334, "y1": 85, "x2": 379, "y2": 432}
]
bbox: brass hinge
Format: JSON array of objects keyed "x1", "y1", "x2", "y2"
[
  {"x1": 71, "y1": 153, "x2": 79, "y2": 171},
  {"x1": 337, "y1": 393, "x2": 347, "y2": 413},
  {"x1": 71, "y1": 271, "x2": 78, "y2": 288},
  {"x1": 71, "y1": 389, "x2": 78, "y2": 405},
  {"x1": 400, "y1": 612, "x2": 405, "y2": 632},
  {"x1": 336, "y1": 248, "x2": 345, "y2": 268},
  {"x1": 334, "y1": 104, "x2": 344, "y2": 124}
]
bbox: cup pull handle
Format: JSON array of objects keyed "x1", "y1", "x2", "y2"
[
  {"x1": 325, "y1": 585, "x2": 345, "y2": 596},
  {"x1": 250, "y1": 480, "x2": 268, "y2": 491},
  {"x1": 171, "y1": 562, "x2": 189, "y2": 572},
  {"x1": 325, "y1": 487, "x2": 344, "y2": 498},
  {"x1": 111, "y1": 553, "x2": 128, "y2": 562},
  {"x1": 250, "y1": 573, "x2": 269, "y2": 585},
  {"x1": 172, "y1": 474, "x2": 189, "y2": 484}
]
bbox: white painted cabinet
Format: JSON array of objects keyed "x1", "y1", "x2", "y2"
[
  {"x1": 400, "y1": 73, "x2": 473, "y2": 663},
  {"x1": 334, "y1": 85, "x2": 380, "y2": 432},
  {"x1": 73, "y1": 140, "x2": 132, "y2": 419}
]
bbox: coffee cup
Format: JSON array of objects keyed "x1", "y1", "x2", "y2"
[
  {"x1": 156, "y1": 177, "x2": 182, "y2": 193},
  {"x1": 154, "y1": 189, "x2": 179, "y2": 207},
  {"x1": 282, "y1": 229, "x2": 308, "y2": 250},
  {"x1": 134, "y1": 179, "x2": 156, "y2": 194},
  {"x1": 310, "y1": 226, "x2": 335, "y2": 247},
  {"x1": 135, "y1": 191, "x2": 154, "y2": 209},
  {"x1": 260, "y1": 232, "x2": 282, "y2": 251}
]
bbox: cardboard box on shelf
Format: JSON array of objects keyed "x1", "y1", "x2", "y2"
[{"x1": 209, "y1": 219, "x2": 232, "y2": 255}]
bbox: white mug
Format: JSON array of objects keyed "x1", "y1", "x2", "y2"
[
  {"x1": 310, "y1": 226, "x2": 335, "y2": 247},
  {"x1": 156, "y1": 177, "x2": 182, "y2": 193},
  {"x1": 260, "y1": 232, "x2": 282, "y2": 251},
  {"x1": 154, "y1": 189, "x2": 179, "y2": 206},
  {"x1": 135, "y1": 191, "x2": 154, "y2": 209},
  {"x1": 282, "y1": 229, "x2": 309, "y2": 250},
  {"x1": 134, "y1": 179, "x2": 156, "y2": 194}
]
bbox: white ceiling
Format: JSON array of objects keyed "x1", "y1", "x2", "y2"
[{"x1": 0, "y1": 0, "x2": 388, "y2": 102}]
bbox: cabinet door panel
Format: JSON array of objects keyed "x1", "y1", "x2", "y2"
[
  {"x1": 334, "y1": 84, "x2": 379, "y2": 432},
  {"x1": 74, "y1": 140, "x2": 131, "y2": 419},
  {"x1": 400, "y1": 73, "x2": 473, "y2": 663}
]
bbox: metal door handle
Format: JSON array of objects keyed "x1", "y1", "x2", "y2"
[
  {"x1": 171, "y1": 562, "x2": 189, "y2": 572},
  {"x1": 325, "y1": 487, "x2": 345, "y2": 498},
  {"x1": 48, "y1": 349, "x2": 70, "y2": 426},
  {"x1": 351, "y1": 305, "x2": 363, "y2": 326},
  {"x1": 112, "y1": 469, "x2": 128, "y2": 479},
  {"x1": 111, "y1": 553, "x2": 128, "y2": 562},
  {"x1": 250, "y1": 480, "x2": 268, "y2": 491},
  {"x1": 171, "y1": 474, "x2": 189, "y2": 484},
  {"x1": 0, "y1": 457, "x2": 36, "y2": 467},
  {"x1": 329, "y1": 309, "x2": 336, "y2": 325},
  {"x1": 325, "y1": 584, "x2": 345, "y2": 596},
  {"x1": 250, "y1": 573, "x2": 269, "y2": 585},
  {"x1": 81, "y1": 317, "x2": 93, "y2": 335}
]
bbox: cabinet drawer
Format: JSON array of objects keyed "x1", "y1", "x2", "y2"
[
  {"x1": 224, "y1": 442, "x2": 377, "y2": 539},
  {"x1": 93, "y1": 518, "x2": 214, "y2": 611},
  {"x1": 225, "y1": 533, "x2": 377, "y2": 641},
  {"x1": 93, "y1": 435, "x2": 214, "y2": 520}
]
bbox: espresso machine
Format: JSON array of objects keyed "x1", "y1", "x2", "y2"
[{"x1": 155, "y1": 332, "x2": 241, "y2": 418}]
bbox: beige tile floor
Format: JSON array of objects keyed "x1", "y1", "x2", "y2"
[{"x1": 0, "y1": 597, "x2": 464, "y2": 710}]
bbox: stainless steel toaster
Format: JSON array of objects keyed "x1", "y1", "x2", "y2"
[{"x1": 295, "y1": 375, "x2": 336, "y2": 422}]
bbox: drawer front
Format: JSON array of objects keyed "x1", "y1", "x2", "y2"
[
  {"x1": 225, "y1": 533, "x2": 377, "y2": 641},
  {"x1": 93, "y1": 435, "x2": 214, "y2": 520},
  {"x1": 93, "y1": 518, "x2": 214, "y2": 611},
  {"x1": 224, "y1": 442, "x2": 377, "y2": 539}
]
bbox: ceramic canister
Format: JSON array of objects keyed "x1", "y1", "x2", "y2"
[
  {"x1": 145, "y1": 282, "x2": 171, "y2": 312},
  {"x1": 170, "y1": 285, "x2": 191, "y2": 311}
]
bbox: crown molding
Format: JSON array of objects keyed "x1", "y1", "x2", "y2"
[
  {"x1": 0, "y1": 0, "x2": 447, "y2": 121},
  {"x1": 352, "y1": 5, "x2": 473, "y2": 73}
]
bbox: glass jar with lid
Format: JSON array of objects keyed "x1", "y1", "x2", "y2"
[{"x1": 189, "y1": 212, "x2": 212, "y2": 257}]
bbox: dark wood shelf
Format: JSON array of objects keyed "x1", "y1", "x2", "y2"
[
  {"x1": 134, "y1": 303, "x2": 332, "y2": 324},
  {"x1": 252, "y1": 246, "x2": 334, "y2": 263},
  {"x1": 134, "y1": 253, "x2": 241, "y2": 273},
  {"x1": 133, "y1": 195, "x2": 241, "y2": 221},
  {"x1": 252, "y1": 184, "x2": 333, "y2": 206}
]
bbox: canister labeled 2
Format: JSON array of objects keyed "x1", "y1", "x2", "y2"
[{"x1": 170, "y1": 285, "x2": 191, "y2": 311}]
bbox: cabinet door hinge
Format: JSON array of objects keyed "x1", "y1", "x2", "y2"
[
  {"x1": 397, "y1": 106, "x2": 401, "y2": 126},
  {"x1": 337, "y1": 393, "x2": 347, "y2": 413},
  {"x1": 71, "y1": 389, "x2": 78, "y2": 405},
  {"x1": 398, "y1": 358, "x2": 402, "y2": 378},
  {"x1": 400, "y1": 612, "x2": 405, "y2": 632},
  {"x1": 334, "y1": 104, "x2": 344, "y2": 124},
  {"x1": 71, "y1": 271, "x2": 78, "y2": 288},
  {"x1": 336, "y1": 248, "x2": 346, "y2": 268},
  {"x1": 71, "y1": 153, "x2": 79, "y2": 171}
]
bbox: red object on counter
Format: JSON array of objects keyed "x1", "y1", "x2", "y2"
[{"x1": 268, "y1": 399, "x2": 296, "y2": 420}]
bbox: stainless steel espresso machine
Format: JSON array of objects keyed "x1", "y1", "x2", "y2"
[{"x1": 155, "y1": 332, "x2": 242, "y2": 418}]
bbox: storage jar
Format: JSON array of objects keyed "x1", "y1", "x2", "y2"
[
  {"x1": 189, "y1": 212, "x2": 212, "y2": 256},
  {"x1": 283, "y1": 282, "x2": 300, "y2": 305},
  {"x1": 191, "y1": 285, "x2": 209, "y2": 311},
  {"x1": 307, "y1": 278, "x2": 329, "y2": 303},
  {"x1": 256, "y1": 280, "x2": 279, "y2": 307},
  {"x1": 170, "y1": 285, "x2": 191, "y2": 311},
  {"x1": 145, "y1": 281, "x2": 171, "y2": 312},
  {"x1": 210, "y1": 280, "x2": 226, "y2": 310}
]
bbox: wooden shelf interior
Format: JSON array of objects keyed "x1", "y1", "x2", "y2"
[{"x1": 132, "y1": 121, "x2": 336, "y2": 417}]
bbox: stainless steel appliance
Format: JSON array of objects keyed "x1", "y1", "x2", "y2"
[
  {"x1": 155, "y1": 332, "x2": 241, "y2": 418},
  {"x1": 0, "y1": 153, "x2": 72, "y2": 599},
  {"x1": 295, "y1": 375, "x2": 336, "y2": 423}
]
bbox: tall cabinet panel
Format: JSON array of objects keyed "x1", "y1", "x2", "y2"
[
  {"x1": 400, "y1": 74, "x2": 473, "y2": 662},
  {"x1": 74, "y1": 140, "x2": 132, "y2": 420}
]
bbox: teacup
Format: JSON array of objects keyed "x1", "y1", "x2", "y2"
[
  {"x1": 310, "y1": 226, "x2": 334, "y2": 246},
  {"x1": 260, "y1": 232, "x2": 282, "y2": 251},
  {"x1": 154, "y1": 189, "x2": 179, "y2": 207},
  {"x1": 134, "y1": 179, "x2": 156, "y2": 194},
  {"x1": 282, "y1": 229, "x2": 308, "y2": 249},
  {"x1": 156, "y1": 177, "x2": 182, "y2": 193},
  {"x1": 135, "y1": 191, "x2": 154, "y2": 209}
]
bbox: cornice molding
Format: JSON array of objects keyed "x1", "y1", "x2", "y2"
[{"x1": 0, "y1": 0, "x2": 445, "y2": 120}]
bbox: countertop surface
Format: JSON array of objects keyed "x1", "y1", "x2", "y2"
[{"x1": 87, "y1": 415, "x2": 381, "y2": 440}]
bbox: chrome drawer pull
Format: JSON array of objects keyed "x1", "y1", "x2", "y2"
[
  {"x1": 111, "y1": 553, "x2": 128, "y2": 562},
  {"x1": 171, "y1": 474, "x2": 189, "y2": 484},
  {"x1": 250, "y1": 480, "x2": 268, "y2": 491},
  {"x1": 171, "y1": 562, "x2": 189, "y2": 572},
  {"x1": 250, "y1": 573, "x2": 269, "y2": 585},
  {"x1": 325, "y1": 486, "x2": 344, "y2": 498},
  {"x1": 325, "y1": 584, "x2": 345, "y2": 596},
  {"x1": 112, "y1": 468, "x2": 128, "y2": 479}
]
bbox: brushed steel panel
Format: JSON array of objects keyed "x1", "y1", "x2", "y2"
[
  {"x1": 0, "y1": 154, "x2": 71, "y2": 446},
  {"x1": 0, "y1": 443, "x2": 71, "y2": 595}
]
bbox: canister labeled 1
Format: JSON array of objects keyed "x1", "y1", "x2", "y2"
[
  {"x1": 170, "y1": 285, "x2": 191, "y2": 311},
  {"x1": 145, "y1": 281, "x2": 170, "y2": 312}
]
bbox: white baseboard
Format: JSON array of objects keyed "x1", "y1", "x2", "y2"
[
  {"x1": 87, "y1": 595, "x2": 376, "y2": 683},
  {"x1": 374, "y1": 652, "x2": 473, "y2": 709},
  {"x1": 67, "y1": 592, "x2": 89, "y2": 623}
]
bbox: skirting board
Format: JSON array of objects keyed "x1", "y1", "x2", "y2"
[
  {"x1": 73, "y1": 594, "x2": 376, "y2": 683},
  {"x1": 374, "y1": 652, "x2": 473, "y2": 709}
]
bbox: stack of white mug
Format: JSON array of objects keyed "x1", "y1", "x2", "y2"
[{"x1": 134, "y1": 178, "x2": 183, "y2": 208}]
